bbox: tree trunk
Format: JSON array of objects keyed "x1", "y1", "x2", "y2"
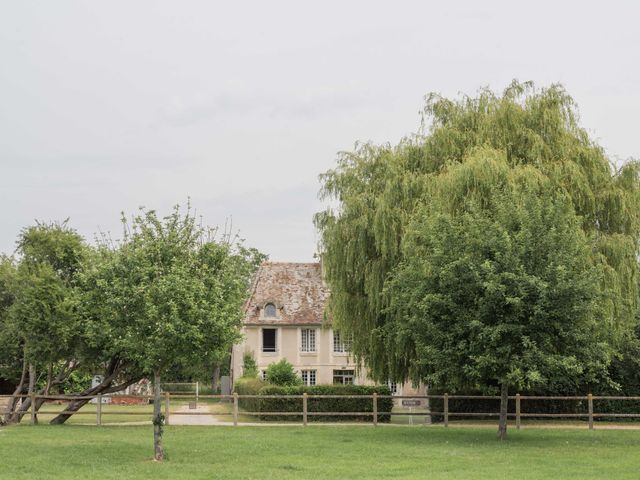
[
  {"x1": 49, "y1": 359, "x2": 139, "y2": 424},
  {"x1": 4, "y1": 353, "x2": 28, "y2": 424},
  {"x1": 153, "y1": 370, "x2": 164, "y2": 461},
  {"x1": 212, "y1": 364, "x2": 220, "y2": 392},
  {"x1": 10, "y1": 361, "x2": 74, "y2": 423},
  {"x1": 28, "y1": 363, "x2": 37, "y2": 425},
  {"x1": 497, "y1": 383, "x2": 508, "y2": 440},
  {"x1": 48, "y1": 376, "x2": 140, "y2": 424}
]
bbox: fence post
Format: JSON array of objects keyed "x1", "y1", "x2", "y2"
[
  {"x1": 30, "y1": 393, "x2": 36, "y2": 425},
  {"x1": 516, "y1": 393, "x2": 521, "y2": 430},
  {"x1": 444, "y1": 393, "x2": 449, "y2": 428},
  {"x1": 303, "y1": 393, "x2": 308, "y2": 426},
  {"x1": 196, "y1": 381, "x2": 199, "y2": 407},
  {"x1": 164, "y1": 392, "x2": 170, "y2": 426},
  {"x1": 97, "y1": 394, "x2": 102, "y2": 426},
  {"x1": 373, "y1": 393, "x2": 378, "y2": 427},
  {"x1": 588, "y1": 393, "x2": 593, "y2": 430},
  {"x1": 233, "y1": 392, "x2": 238, "y2": 426}
]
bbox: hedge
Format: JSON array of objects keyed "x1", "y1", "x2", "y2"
[
  {"x1": 256, "y1": 385, "x2": 393, "y2": 422},
  {"x1": 428, "y1": 389, "x2": 640, "y2": 423},
  {"x1": 233, "y1": 377, "x2": 266, "y2": 412}
]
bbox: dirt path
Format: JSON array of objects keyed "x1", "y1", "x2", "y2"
[{"x1": 169, "y1": 404, "x2": 219, "y2": 425}]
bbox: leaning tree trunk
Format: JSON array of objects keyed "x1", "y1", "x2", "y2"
[
  {"x1": 49, "y1": 358, "x2": 139, "y2": 424},
  {"x1": 153, "y1": 370, "x2": 164, "y2": 461},
  {"x1": 11, "y1": 362, "x2": 69, "y2": 423},
  {"x1": 48, "y1": 375, "x2": 140, "y2": 424},
  {"x1": 4, "y1": 354, "x2": 27, "y2": 424},
  {"x1": 497, "y1": 383, "x2": 508, "y2": 440}
]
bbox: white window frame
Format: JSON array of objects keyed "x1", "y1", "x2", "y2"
[
  {"x1": 300, "y1": 328, "x2": 316, "y2": 353},
  {"x1": 333, "y1": 330, "x2": 353, "y2": 353},
  {"x1": 333, "y1": 369, "x2": 355, "y2": 385},
  {"x1": 301, "y1": 369, "x2": 316, "y2": 386}
]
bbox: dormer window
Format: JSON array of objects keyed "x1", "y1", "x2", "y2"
[{"x1": 264, "y1": 303, "x2": 277, "y2": 318}]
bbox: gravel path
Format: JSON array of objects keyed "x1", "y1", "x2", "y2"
[{"x1": 169, "y1": 404, "x2": 219, "y2": 425}]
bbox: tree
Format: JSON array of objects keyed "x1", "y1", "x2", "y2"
[
  {"x1": 75, "y1": 205, "x2": 257, "y2": 460},
  {"x1": 2, "y1": 222, "x2": 87, "y2": 424},
  {"x1": 385, "y1": 151, "x2": 611, "y2": 439},
  {"x1": 315, "y1": 82, "x2": 640, "y2": 438}
]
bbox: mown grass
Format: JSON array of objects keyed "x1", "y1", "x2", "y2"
[{"x1": 1, "y1": 424, "x2": 639, "y2": 479}]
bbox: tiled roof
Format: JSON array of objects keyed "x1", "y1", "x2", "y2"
[{"x1": 244, "y1": 262, "x2": 329, "y2": 325}]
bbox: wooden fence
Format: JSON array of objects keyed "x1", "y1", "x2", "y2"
[{"x1": 2, "y1": 393, "x2": 640, "y2": 429}]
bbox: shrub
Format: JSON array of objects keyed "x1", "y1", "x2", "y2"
[
  {"x1": 264, "y1": 359, "x2": 301, "y2": 386},
  {"x1": 257, "y1": 384, "x2": 393, "y2": 422},
  {"x1": 242, "y1": 352, "x2": 258, "y2": 378},
  {"x1": 234, "y1": 377, "x2": 265, "y2": 412}
]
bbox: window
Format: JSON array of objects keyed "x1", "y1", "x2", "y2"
[
  {"x1": 301, "y1": 328, "x2": 316, "y2": 353},
  {"x1": 387, "y1": 381, "x2": 398, "y2": 395},
  {"x1": 262, "y1": 328, "x2": 277, "y2": 352},
  {"x1": 333, "y1": 369, "x2": 355, "y2": 385},
  {"x1": 301, "y1": 370, "x2": 316, "y2": 386},
  {"x1": 264, "y1": 303, "x2": 277, "y2": 318},
  {"x1": 333, "y1": 330, "x2": 353, "y2": 353},
  {"x1": 261, "y1": 370, "x2": 268, "y2": 381}
]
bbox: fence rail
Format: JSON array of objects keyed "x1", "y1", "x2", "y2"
[{"x1": 2, "y1": 393, "x2": 640, "y2": 429}]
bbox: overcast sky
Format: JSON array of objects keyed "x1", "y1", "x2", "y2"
[{"x1": 1, "y1": 1, "x2": 638, "y2": 261}]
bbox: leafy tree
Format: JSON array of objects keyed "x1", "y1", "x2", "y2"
[
  {"x1": 2, "y1": 222, "x2": 87, "y2": 424},
  {"x1": 385, "y1": 151, "x2": 611, "y2": 438},
  {"x1": 315, "y1": 82, "x2": 640, "y2": 439},
  {"x1": 73, "y1": 205, "x2": 258, "y2": 460},
  {"x1": 265, "y1": 359, "x2": 302, "y2": 386}
]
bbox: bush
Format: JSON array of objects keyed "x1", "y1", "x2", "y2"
[
  {"x1": 257, "y1": 384, "x2": 393, "y2": 422},
  {"x1": 234, "y1": 377, "x2": 265, "y2": 412},
  {"x1": 264, "y1": 359, "x2": 301, "y2": 386}
]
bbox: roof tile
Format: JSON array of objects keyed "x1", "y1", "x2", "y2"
[{"x1": 244, "y1": 262, "x2": 328, "y2": 325}]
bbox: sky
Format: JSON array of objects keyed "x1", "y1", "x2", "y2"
[{"x1": 1, "y1": 0, "x2": 639, "y2": 261}]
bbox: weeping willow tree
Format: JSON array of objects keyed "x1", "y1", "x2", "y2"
[{"x1": 315, "y1": 81, "x2": 640, "y2": 404}]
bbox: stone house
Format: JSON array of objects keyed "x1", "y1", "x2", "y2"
[{"x1": 230, "y1": 261, "x2": 423, "y2": 396}]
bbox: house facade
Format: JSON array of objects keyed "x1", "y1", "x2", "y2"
[{"x1": 230, "y1": 262, "x2": 422, "y2": 395}]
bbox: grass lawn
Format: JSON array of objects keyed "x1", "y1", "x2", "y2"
[{"x1": 1, "y1": 425, "x2": 639, "y2": 479}]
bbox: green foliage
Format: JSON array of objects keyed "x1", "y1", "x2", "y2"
[
  {"x1": 16, "y1": 220, "x2": 87, "y2": 284},
  {"x1": 316, "y1": 81, "x2": 640, "y2": 392},
  {"x1": 78, "y1": 204, "x2": 259, "y2": 378},
  {"x1": 257, "y1": 384, "x2": 393, "y2": 422},
  {"x1": 241, "y1": 352, "x2": 258, "y2": 378},
  {"x1": 11, "y1": 264, "x2": 77, "y2": 365},
  {"x1": 264, "y1": 359, "x2": 302, "y2": 386},
  {"x1": 386, "y1": 153, "x2": 611, "y2": 392},
  {"x1": 0, "y1": 256, "x2": 19, "y2": 382},
  {"x1": 2, "y1": 223, "x2": 86, "y2": 380}
]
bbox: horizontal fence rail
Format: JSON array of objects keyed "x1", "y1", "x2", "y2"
[{"x1": 2, "y1": 393, "x2": 640, "y2": 429}]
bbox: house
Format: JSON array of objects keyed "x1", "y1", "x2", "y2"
[{"x1": 230, "y1": 261, "x2": 423, "y2": 396}]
